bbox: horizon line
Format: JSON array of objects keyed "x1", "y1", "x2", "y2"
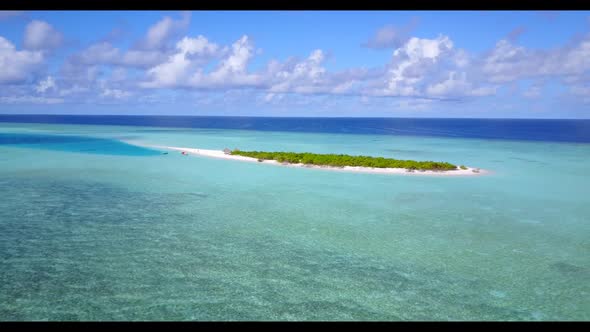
[{"x1": 0, "y1": 113, "x2": 589, "y2": 121}]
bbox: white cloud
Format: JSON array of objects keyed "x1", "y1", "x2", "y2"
[
  {"x1": 425, "y1": 71, "x2": 469, "y2": 96},
  {"x1": 558, "y1": 37, "x2": 590, "y2": 74},
  {"x1": 141, "y1": 12, "x2": 191, "y2": 50},
  {"x1": 482, "y1": 34, "x2": 590, "y2": 84},
  {"x1": 140, "y1": 32, "x2": 498, "y2": 100},
  {"x1": 453, "y1": 49, "x2": 470, "y2": 68},
  {"x1": 59, "y1": 61, "x2": 100, "y2": 85},
  {"x1": 470, "y1": 86, "x2": 498, "y2": 96},
  {"x1": 361, "y1": 34, "x2": 504, "y2": 99},
  {"x1": 142, "y1": 52, "x2": 192, "y2": 88},
  {"x1": 23, "y1": 20, "x2": 63, "y2": 51},
  {"x1": 261, "y1": 92, "x2": 283, "y2": 103},
  {"x1": 74, "y1": 42, "x2": 167, "y2": 68},
  {"x1": 482, "y1": 40, "x2": 536, "y2": 83},
  {"x1": 199, "y1": 35, "x2": 259, "y2": 87},
  {"x1": 426, "y1": 72, "x2": 496, "y2": 97},
  {"x1": 77, "y1": 42, "x2": 120, "y2": 64},
  {"x1": 177, "y1": 36, "x2": 218, "y2": 55},
  {"x1": 35, "y1": 76, "x2": 56, "y2": 93},
  {"x1": 262, "y1": 50, "x2": 373, "y2": 96},
  {"x1": 0, "y1": 36, "x2": 44, "y2": 83},
  {"x1": 0, "y1": 96, "x2": 64, "y2": 104},
  {"x1": 142, "y1": 35, "x2": 221, "y2": 88},
  {"x1": 142, "y1": 35, "x2": 262, "y2": 90},
  {"x1": 9, "y1": 13, "x2": 590, "y2": 112},
  {"x1": 68, "y1": 13, "x2": 195, "y2": 70},
  {"x1": 401, "y1": 35, "x2": 453, "y2": 60},
  {"x1": 267, "y1": 49, "x2": 328, "y2": 93},
  {"x1": 101, "y1": 88, "x2": 132, "y2": 99},
  {"x1": 120, "y1": 50, "x2": 167, "y2": 67},
  {"x1": 51, "y1": 14, "x2": 196, "y2": 101},
  {"x1": 369, "y1": 35, "x2": 454, "y2": 97}
]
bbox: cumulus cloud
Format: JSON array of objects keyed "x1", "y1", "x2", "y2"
[
  {"x1": 76, "y1": 42, "x2": 120, "y2": 64},
  {"x1": 369, "y1": 35, "x2": 454, "y2": 97},
  {"x1": 481, "y1": 40, "x2": 537, "y2": 83},
  {"x1": 204, "y1": 35, "x2": 257, "y2": 86},
  {"x1": 65, "y1": 13, "x2": 194, "y2": 72},
  {"x1": 481, "y1": 33, "x2": 590, "y2": 84},
  {"x1": 399, "y1": 35, "x2": 454, "y2": 60},
  {"x1": 51, "y1": 14, "x2": 195, "y2": 103},
  {"x1": 101, "y1": 88, "x2": 131, "y2": 99},
  {"x1": 426, "y1": 71, "x2": 497, "y2": 97},
  {"x1": 141, "y1": 35, "x2": 221, "y2": 88},
  {"x1": 140, "y1": 31, "x2": 498, "y2": 100},
  {"x1": 0, "y1": 36, "x2": 44, "y2": 83},
  {"x1": 10, "y1": 12, "x2": 590, "y2": 112},
  {"x1": 72, "y1": 42, "x2": 166, "y2": 68},
  {"x1": 139, "y1": 12, "x2": 191, "y2": 50},
  {"x1": 426, "y1": 72, "x2": 476, "y2": 96},
  {"x1": 23, "y1": 20, "x2": 63, "y2": 51},
  {"x1": 265, "y1": 50, "x2": 327, "y2": 93},
  {"x1": 0, "y1": 96, "x2": 64, "y2": 104},
  {"x1": 361, "y1": 34, "x2": 501, "y2": 100},
  {"x1": 59, "y1": 60, "x2": 101, "y2": 85},
  {"x1": 264, "y1": 49, "x2": 368, "y2": 95},
  {"x1": 120, "y1": 50, "x2": 167, "y2": 67},
  {"x1": 142, "y1": 32, "x2": 379, "y2": 97},
  {"x1": 35, "y1": 76, "x2": 56, "y2": 93}
]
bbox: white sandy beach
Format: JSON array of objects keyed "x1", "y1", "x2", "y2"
[{"x1": 130, "y1": 142, "x2": 486, "y2": 176}]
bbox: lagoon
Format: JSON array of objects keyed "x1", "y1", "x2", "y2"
[{"x1": 0, "y1": 117, "x2": 589, "y2": 320}]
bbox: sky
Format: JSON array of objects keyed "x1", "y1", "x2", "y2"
[{"x1": 0, "y1": 10, "x2": 589, "y2": 118}]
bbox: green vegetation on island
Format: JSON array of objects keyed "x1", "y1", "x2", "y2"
[{"x1": 230, "y1": 150, "x2": 459, "y2": 171}]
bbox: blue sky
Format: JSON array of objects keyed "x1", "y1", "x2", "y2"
[{"x1": 0, "y1": 10, "x2": 589, "y2": 118}]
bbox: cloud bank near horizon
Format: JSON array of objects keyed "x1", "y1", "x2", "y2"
[{"x1": 1, "y1": 11, "x2": 589, "y2": 117}]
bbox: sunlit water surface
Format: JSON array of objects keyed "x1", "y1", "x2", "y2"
[{"x1": 0, "y1": 122, "x2": 588, "y2": 320}]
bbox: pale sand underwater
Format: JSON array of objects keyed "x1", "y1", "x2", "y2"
[{"x1": 2, "y1": 123, "x2": 589, "y2": 321}]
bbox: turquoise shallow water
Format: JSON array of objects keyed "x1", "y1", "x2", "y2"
[{"x1": 0, "y1": 122, "x2": 589, "y2": 320}]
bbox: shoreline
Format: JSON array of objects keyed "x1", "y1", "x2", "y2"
[{"x1": 127, "y1": 141, "x2": 487, "y2": 176}]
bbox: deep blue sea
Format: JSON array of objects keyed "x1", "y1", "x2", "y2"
[
  {"x1": 1, "y1": 115, "x2": 589, "y2": 320},
  {"x1": 1, "y1": 115, "x2": 590, "y2": 143}
]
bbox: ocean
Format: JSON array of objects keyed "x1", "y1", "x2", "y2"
[{"x1": 0, "y1": 115, "x2": 588, "y2": 320}]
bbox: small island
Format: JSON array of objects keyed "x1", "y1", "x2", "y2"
[
  {"x1": 122, "y1": 141, "x2": 484, "y2": 176},
  {"x1": 230, "y1": 150, "x2": 459, "y2": 171}
]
